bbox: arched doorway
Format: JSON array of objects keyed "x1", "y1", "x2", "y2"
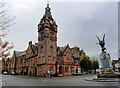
[
  {"x1": 34, "y1": 67, "x2": 37, "y2": 76},
  {"x1": 59, "y1": 66, "x2": 63, "y2": 74}
]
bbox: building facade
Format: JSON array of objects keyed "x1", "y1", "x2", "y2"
[{"x1": 3, "y1": 4, "x2": 85, "y2": 77}]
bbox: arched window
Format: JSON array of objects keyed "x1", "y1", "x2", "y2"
[
  {"x1": 50, "y1": 45, "x2": 53, "y2": 52},
  {"x1": 41, "y1": 46, "x2": 43, "y2": 53},
  {"x1": 48, "y1": 56, "x2": 50, "y2": 61}
]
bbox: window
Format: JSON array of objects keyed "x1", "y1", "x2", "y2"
[
  {"x1": 38, "y1": 37, "x2": 40, "y2": 41},
  {"x1": 55, "y1": 37, "x2": 57, "y2": 41},
  {"x1": 44, "y1": 33, "x2": 48, "y2": 38},
  {"x1": 41, "y1": 46, "x2": 43, "y2": 53},
  {"x1": 41, "y1": 37, "x2": 44, "y2": 41},
  {"x1": 42, "y1": 58, "x2": 45, "y2": 63},
  {"x1": 65, "y1": 66, "x2": 69, "y2": 72},
  {"x1": 50, "y1": 45, "x2": 53, "y2": 52},
  {"x1": 20, "y1": 58, "x2": 22, "y2": 63},
  {"x1": 53, "y1": 57, "x2": 55, "y2": 62},
  {"x1": 50, "y1": 37, "x2": 52, "y2": 40},
  {"x1": 67, "y1": 56, "x2": 69, "y2": 61},
  {"x1": 50, "y1": 66, "x2": 54, "y2": 71},
  {"x1": 48, "y1": 56, "x2": 50, "y2": 61}
]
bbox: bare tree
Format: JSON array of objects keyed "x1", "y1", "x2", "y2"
[{"x1": 0, "y1": 1, "x2": 14, "y2": 59}]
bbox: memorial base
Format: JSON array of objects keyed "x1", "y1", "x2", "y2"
[{"x1": 97, "y1": 68, "x2": 119, "y2": 78}]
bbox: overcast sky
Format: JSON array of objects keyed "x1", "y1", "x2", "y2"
[{"x1": 3, "y1": 0, "x2": 118, "y2": 60}]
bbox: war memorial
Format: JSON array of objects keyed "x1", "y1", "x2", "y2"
[{"x1": 95, "y1": 34, "x2": 119, "y2": 79}]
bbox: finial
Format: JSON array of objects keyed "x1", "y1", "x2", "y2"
[
  {"x1": 47, "y1": 3, "x2": 49, "y2": 7},
  {"x1": 45, "y1": 1, "x2": 51, "y2": 12},
  {"x1": 46, "y1": 0, "x2": 50, "y2": 9}
]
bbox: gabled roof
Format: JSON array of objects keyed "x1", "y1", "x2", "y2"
[
  {"x1": 80, "y1": 49, "x2": 86, "y2": 55},
  {"x1": 57, "y1": 44, "x2": 71, "y2": 54},
  {"x1": 19, "y1": 51, "x2": 26, "y2": 56},
  {"x1": 14, "y1": 50, "x2": 26, "y2": 57},
  {"x1": 27, "y1": 41, "x2": 38, "y2": 55},
  {"x1": 31, "y1": 44, "x2": 38, "y2": 54},
  {"x1": 71, "y1": 46, "x2": 80, "y2": 53},
  {"x1": 71, "y1": 46, "x2": 79, "y2": 51},
  {"x1": 57, "y1": 46, "x2": 67, "y2": 53}
]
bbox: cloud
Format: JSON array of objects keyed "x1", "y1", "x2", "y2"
[
  {"x1": 54, "y1": 2, "x2": 118, "y2": 59},
  {"x1": 4, "y1": 1, "x2": 118, "y2": 60}
]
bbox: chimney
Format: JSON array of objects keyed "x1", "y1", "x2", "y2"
[
  {"x1": 29, "y1": 41, "x2": 32, "y2": 45},
  {"x1": 35, "y1": 43, "x2": 38, "y2": 46}
]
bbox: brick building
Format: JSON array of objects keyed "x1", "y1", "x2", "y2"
[{"x1": 4, "y1": 4, "x2": 85, "y2": 77}]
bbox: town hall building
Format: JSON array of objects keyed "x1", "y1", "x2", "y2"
[{"x1": 2, "y1": 4, "x2": 86, "y2": 77}]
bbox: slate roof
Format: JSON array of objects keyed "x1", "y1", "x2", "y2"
[
  {"x1": 31, "y1": 44, "x2": 38, "y2": 54},
  {"x1": 57, "y1": 44, "x2": 71, "y2": 55},
  {"x1": 14, "y1": 50, "x2": 26, "y2": 57},
  {"x1": 19, "y1": 51, "x2": 26, "y2": 56},
  {"x1": 58, "y1": 46, "x2": 67, "y2": 53},
  {"x1": 57, "y1": 45, "x2": 83, "y2": 55}
]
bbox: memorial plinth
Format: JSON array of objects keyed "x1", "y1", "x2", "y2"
[
  {"x1": 97, "y1": 51, "x2": 116, "y2": 78},
  {"x1": 99, "y1": 51, "x2": 112, "y2": 69}
]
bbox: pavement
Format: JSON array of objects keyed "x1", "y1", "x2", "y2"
[
  {"x1": 1, "y1": 74, "x2": 120, "y2": 87},
  {"x1": 84, "y1": 75, "x2": 120, "y2": 82}
]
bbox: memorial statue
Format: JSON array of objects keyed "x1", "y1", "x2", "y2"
[
  {"x1": 96, "y1": 34, "x2": 106, "y2": 52},
  {"x1": 96, "y1": 34, "x2": 114, "y2": 78}
]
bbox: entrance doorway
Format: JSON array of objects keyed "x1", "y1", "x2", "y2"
[
  {"x1": 34, "y1": 67, "x2": 37, "y2": 76},
  {"x1": 26, "y1": 67, "x2": 28, "y2": 75},
  {"x1": 59, "y1": 66, "x2": 63, "y2": 74}
]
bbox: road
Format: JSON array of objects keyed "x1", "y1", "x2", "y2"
[{"x1": 1, "y1": 74, "x2": 120, "y2": 87}]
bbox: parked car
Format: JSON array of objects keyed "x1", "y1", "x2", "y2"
[
  {"x1": 10, "y1": 71, "x2": 16, "y2": 75},
  {"x1": 3, "y1": 71, "x2": 9, "y2": 75}
]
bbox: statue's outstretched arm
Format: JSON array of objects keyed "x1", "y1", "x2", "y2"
[
  {"x1": 96, "y1": 35, "x2": 100, "y2": 43},
  {"x1": 103, "y1": 34, "x2": 105, "y2": 42}
]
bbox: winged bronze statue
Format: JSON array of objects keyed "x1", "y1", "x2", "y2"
[{"x1": 96, "y1": 34, "x2": 106, "y2": 52}]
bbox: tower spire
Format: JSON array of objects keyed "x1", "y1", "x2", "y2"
[{"x1": 44, "y1": 1, "x2": 52, "y2": 18}]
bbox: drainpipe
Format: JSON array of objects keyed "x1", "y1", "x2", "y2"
[{"x1": 14, "y1": 51, "x2": 17, "y2": 73}]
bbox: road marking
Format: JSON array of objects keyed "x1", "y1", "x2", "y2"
[{"x1": 42, "y1": 79, "x2": 51, "y2": 82}]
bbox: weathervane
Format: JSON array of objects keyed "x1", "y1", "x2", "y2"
[{"x1": 96, "y1": 34, "x2": 106, "y2": 52}]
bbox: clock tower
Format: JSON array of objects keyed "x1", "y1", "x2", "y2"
[{"x1": 37, "y1": 4, "x2": 58, "y2": 76}]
